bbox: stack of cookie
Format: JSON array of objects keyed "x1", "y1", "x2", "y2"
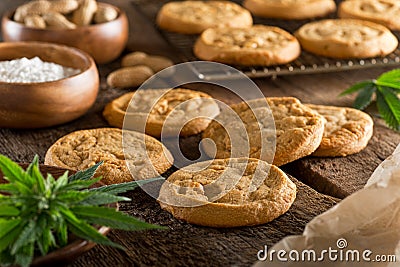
[{"x1": 156, "y1": 0, "x2": 399, "y2": 64}]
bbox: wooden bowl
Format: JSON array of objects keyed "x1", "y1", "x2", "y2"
[
  {"x1": 0, "y1": 41, "x2": 99, "y2": 129},
  {"x1": 0, "y1": 164, "x2": 113, "y2": 267},
  {"x1": 1, "y1": 2, "x2": 129, "y2": 64}
]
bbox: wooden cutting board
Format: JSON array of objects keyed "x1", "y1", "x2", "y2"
[{"x1": 285, "y1": 120, "x2": 400, "y2": 199}]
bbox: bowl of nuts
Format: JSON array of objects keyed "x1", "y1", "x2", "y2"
[
  {"x1": 0, "y1": 41, "x2": 99, "y2": 128},
  {"x1": 1, "y1": 0, "x2": 128, "y2": 64}
]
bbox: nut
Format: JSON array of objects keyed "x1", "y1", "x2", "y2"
[
  {"x1": 107, "y1": 66, "x2": 154, "y2": 88},
  {"x1": 43, "y1": 12, "x2": 77, "y2": 29},
  {"x1": 94, "y1": 4, "x2": 118, "y2": 24},
  {"x1": 71, "y1": 0, "x2": 97, "y2": 26},
  {"x1": 121, "y1": 52, "x2": 174, "y2": 72},
  {"x1": 49, "y1": 0, "x2": 79, "y2": 14},
  {"x1": 24, "y1": 14, "x2": 46, "y2": 29},
  {"x1": 121, "y1": 52, "x2": 147, "y2": 66},
  {"x1": 14, "y1": 0, "x2": 51, "y2": 22}
]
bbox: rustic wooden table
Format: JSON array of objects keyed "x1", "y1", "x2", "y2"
[{"x1": 0, "y1": 1, "x2": 399, "y2": 266}]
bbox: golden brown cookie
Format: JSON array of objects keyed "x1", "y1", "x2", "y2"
[
  {"x1": 156, "y1": 1, "x2": 253, "y2": 34},
  {"x1": 339, "y1": 0, "x2": 400, "y2": 31},
  {"x1": 103, "y1": 88, "x2": 220, "y2": 137},
  {"x1": 44, "y1": 128, "x2": 173, "y2": 184},
  {"x1": 306, "y1": 104, "x2": 374, "y2": 157},
  {"x1": 202, "y1": 97, "x2": 325, "y2": 166},
  {"x1": 295, "y1": 19, "x2": 398, "y2": 59},
  {"x1": 243, "y1": 0, "x2": 336, "y2": 20},
  {"x1": 158, "y1": 158, "x2": 296, "y2": 227},
  {"x1": 194, "y1": 25, "x2": 301, "y2": 66}
]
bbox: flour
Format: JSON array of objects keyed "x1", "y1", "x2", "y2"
[{"x1": 0, "y1": 57, "x2": 80, "y2": 83}]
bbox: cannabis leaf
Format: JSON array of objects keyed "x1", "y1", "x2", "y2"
[
  {"x1": 0, "y1": 155, "x2": 165, "y2": 267},
  {"x1": 340, "y1": 69, "x2": 400, "y2": 131}
]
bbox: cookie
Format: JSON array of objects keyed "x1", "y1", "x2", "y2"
[
  {"x1": 306, "y1": 104, "x2": 374, "y2": 157},
  {"x1": 294, "y1": 19, "x2": 398, "y2": 59},
  {"x1": 156, "y1": 1, "x2": 253, "y2": 34},
  {"x1": 243, "y1": 0, "x2": 336, "y2": 20},
  {"x1": 103, "y1": 88, "x2": 220, "y2": 137},
  {"x1": 202, "y1": 97, "x2": 325, "y2": 166},
  {"x1": 194, "y1": 25, "x2": 301, "y2": 66},
  {"x1": 44, "y1": 128, "x2": 173, "y2": 184},
  {"x1": 339, "y1": 0, "x2": 400, "y2": 31},
  {"x1": 158, "y1": 158, "x2": 296, "y2": 227}
]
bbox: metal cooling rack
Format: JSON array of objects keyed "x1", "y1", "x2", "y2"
[{"x1": 131, "y1": 0, "x2": 400, "y2": 80}]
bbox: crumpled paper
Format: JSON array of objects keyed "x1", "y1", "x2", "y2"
[{"x1": 254, "y1": 144, "x2": 400, "y2": 267}]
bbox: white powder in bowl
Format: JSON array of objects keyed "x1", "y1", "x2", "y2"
[{"x1": 0, "y1": 57, "x2": 81, "y2": 83}]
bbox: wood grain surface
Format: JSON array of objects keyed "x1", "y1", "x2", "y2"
[
  {"x1": 71, "y1": 176, "x2": 338, "y2": 267},
  {"x1": 285, "y1": 120, "x2": 400, "y2": 199},
  {"x1": 0, "y1": 0, "x2": 399, "y2": 266}
]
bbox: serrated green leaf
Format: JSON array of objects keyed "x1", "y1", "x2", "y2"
[
  {"x1": 35, "y1": 215, "x2": 49, "y2": 256},
  {"x1": 0, "y1": 155, "x2": 24, "y2": 182},
  {"x1": 71, "y1": 206, "x2": 164, "y2": 231},
  {"x1": 77, "y1": 192, "x2": 130, "y2": 206},
  {"x1": 59, "y1": 177, "x2": 101, "y2": 192},
  {"x1": 378, "y1": 87, "x2": 400, "y2": 127},
  {"x1": 14, "y1": 242, "x2": 34, "y2": 267},
  {"x1": 60, "y1": 207, "x2": 123, "y2": 250},
  {"x1": 0, "y1": 222, "x2": 23, "y2": 252},
  {"x1": 379, "y1": 87, "x2": 400, "y2": 122},
  {"x1": 10, "y1": 181, "x2": 32, "y2": 195},
  {"x1": 24, "y1": 156, "x2": 35, "y2": 176},
  {"x1": 56, "y1": 219, "x2": 68, "y2": 247},
  {"x1": 68, "y1": 162, "x2": 103, "y2": 182},
  {"x1": 376, "y1": 69, "x2": 400, "y2": 90},
  {"x1": 0, "y1": 155, "x2": 33, "y2": 187},
  {"x1": 90, "y1": 177, "x2": 165, "y2": 195},
  {"x1": 46, "y1": 173, "x2": 56, "y2": 188},
  {"x1": 0, "y1": 183, "x2": 18, "y2": 194},
  {"x1": 0, "y1": 195, "x2": 11, "y2": 205},
  {"x1": 40, "y1": 227, "x2": 56, "y2": 255},
  {"x1": 376, "y1": 90, "x2": 400, "y2": 131},
  {"x1": 11, "y1": 220, "x2": 36, "y2": 254},
  {"x1": 353, "y1": 84, "x2": 376, "y2": 110},
  {"x1": 68, "y1": 221, "x2": 123, "y2": 249},
  {"x1": 375, "y1": 80, "x2": 400, "y2": 90},
  {"x1": 0, "y1": 219, "x2": 21, "y2": 240},
  {"x1": 339, "y1": 70, "x2": 400, "y2": 131},
  {"x1": 27, "y1": 155, "x2": 45, "y2": 193},
  {"x1": 54, "y1": 171, "x2": 69, "y2": 192},
  {"x1": 0, "y1": 206, "x2": 20, "y2": 217},
  {"x1": 377, "y1": 69, "x2": 400, "y2": 83},
  {"x1": 339, "y1": 80, "x2": 375, "y2": 96},
  {"x1": 55, "y1": 191, "x2": 93, "y2": 203}
]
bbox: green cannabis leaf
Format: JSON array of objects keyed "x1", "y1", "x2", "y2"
[
  {"x1": 0, "y1": 155, "x2": 165, "y2": 267},
  {"x1": 340, "y1": 69, "x2": 400, "y2": 131}
]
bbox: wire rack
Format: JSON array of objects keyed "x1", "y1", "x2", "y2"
[{"x1": 131, "y1": 0, "x2": 400, "y2": 79}]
